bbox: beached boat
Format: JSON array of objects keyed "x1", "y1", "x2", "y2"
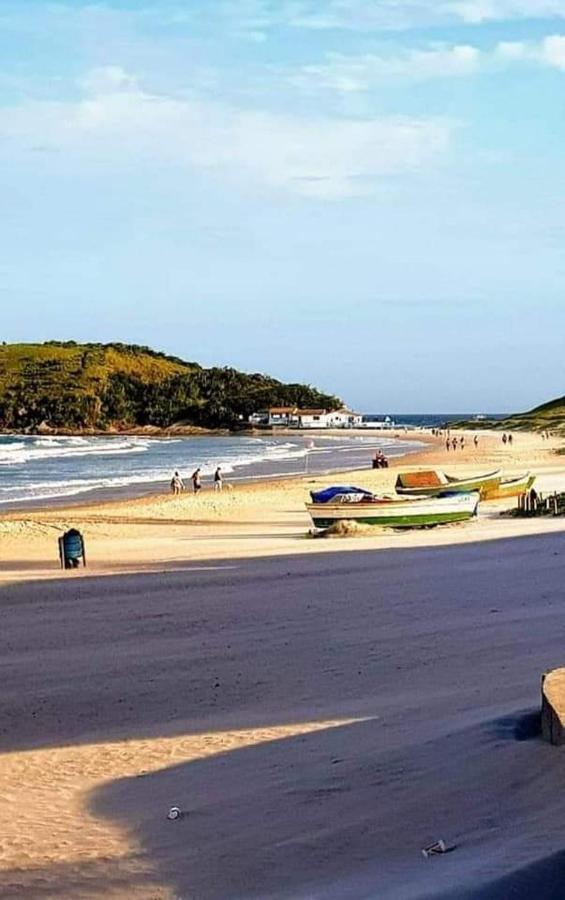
[
  {"x1": 489, "y1": 472, "x2": 535, "y2": 500},
  {"x1": 306, "y1": 492, "x2": 479, "y2": 530},
  {"x1": 395, "y1": 469, "x2": 501, "y2": 499},
  {"x1": 310, "y1": 485, "x2": 372, "y2": 503}
]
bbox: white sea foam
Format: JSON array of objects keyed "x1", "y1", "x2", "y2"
[
  {"x1": 0, "y1": 435, "x2": 312, "y2": 503},
  {"x1": 0, "y1": 435, "x2": 170, "y2": 465},
  {"x1": 0, "y1": 470, "x2": 176, "y2": 503},
  {"x1": 0, "y1": 433, "x2": 420, "y2": 505}
]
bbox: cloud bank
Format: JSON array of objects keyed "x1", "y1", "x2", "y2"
[
  {"x1": 293, "y1": 33, "x2": 565, "y2": 92},
  {"x1": 0, "y1": 67, "x2": 452, "y2": 199}
]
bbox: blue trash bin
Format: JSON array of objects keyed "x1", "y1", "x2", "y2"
[{"x1": 59, "y1": 529, "x2": 86, "y2": 569}]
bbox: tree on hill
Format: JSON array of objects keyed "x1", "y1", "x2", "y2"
[{"x1": 0, "y1": 342, "x2": 342, "y2": 431}]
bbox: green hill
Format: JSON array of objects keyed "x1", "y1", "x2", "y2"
[
  {"x1": 452, "y1": 396, "x2": 565, "y2": 433},
  {"x1": 500, "y1": 396, "x2": 565, "y2": 433},
  {"x1": 0, "y1": 342, "x2": 341, "y2": 432}
]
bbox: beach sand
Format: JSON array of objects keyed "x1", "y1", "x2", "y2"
[
  {"x1": 1, "y1": 428, "x2": 565, "y2": 583},
  {"x1": 2, "y1": 428, "x2": 565, "y2": 898}
]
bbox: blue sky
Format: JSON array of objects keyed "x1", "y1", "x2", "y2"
[{"x1": 1, "y1": 1, "x2": 565, "y2": 412}]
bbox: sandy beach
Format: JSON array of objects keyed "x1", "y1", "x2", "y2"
[
  {"x1": 1, "y1": 429, "x2": 564, "y2": 583},
  {"x1": 2, "y1": 428, "x2": 565, "y2": 898}
]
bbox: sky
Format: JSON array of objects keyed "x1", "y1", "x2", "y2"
[{"x1": 1, "y1": 1, "x2": 564, "y2": 412}]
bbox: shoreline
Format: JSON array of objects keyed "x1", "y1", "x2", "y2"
[
  {"x1": 0, "y1": 429, "x2": 429, "y2": 513},
  {"x1": 1, "y1": 427, "x2": 564, "y2": 585},
  {"x1": 0, "y1": 421, "x2": 448, "y2": 438},
  {"x1": 0, "y1": 425, "x2": 424, "y2": 440},
  {"x1": 3, "y1": 427, "x2": 565, "y2": 898}
]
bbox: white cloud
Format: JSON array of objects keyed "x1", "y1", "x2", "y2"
[
  {"x1": 541, "y1": 33, "x2": 565, "y2": 68},
  {"x1": 493, "y1": 32, "x2": 565, "y2": 67},
  {"x1": 0, "y1": 68, "x2": 452, "y2": 199},
  {"x1": 1, "y1": 1, "x2": 565, "y2": 47},
  {"x1": 295, "y1": 45, "x2": 481, "y2": 92},
  {"x1": 275, "y1": 0, "x2": 565, "y2": 30},
  {"x1": 495, "y1": 40, "x2": 529, "y2": 59},
  {"x1": 446, "y1": 0, "x2": 565, "y2": 24},
  {"x1": 293, "y1": 32, "x2": 565, "y2": 93},
  {"x1": 80, "y1": 66, "x2": 138, "y2": 95}
]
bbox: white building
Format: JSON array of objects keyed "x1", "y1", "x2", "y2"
[
  {"x1": 249, "y1": 405, "x2": 364, "y2": 429},
  {"x1": 359, "y1": 416, "x2": 396, "y2": 430},
  {"x1": 248, "y1": 407, "x2": 295, "y2": 426},
  {"x1": 248, "y1": 411, "x2": 269, "y2": 426},
  {"x1": 326, "y1": 408, "x2": 363, "y2": 428},
  {"x1": 267, "y1": 407, "x2": 296, "y2": 426},
  {"x1": 291, "y1": 408, "x2": 330, "y2": 429}
]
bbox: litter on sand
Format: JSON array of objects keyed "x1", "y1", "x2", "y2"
[
  {"x1": 422, "y1": 839, "x2": 454, "y2": 858},
  {"x1": 167, "y1": 806, "x2": 185, "y2": 820}
]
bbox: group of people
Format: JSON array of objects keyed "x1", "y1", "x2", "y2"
[
  {"x1": 445, "y1": 434, "x2": 479, "y2": 451},
  {"x1": 443, "y1": 431, "x2": 515, "y2": 452},
  {"x1": 170, "y1": 466, "x2": 224, "y2": 496}
]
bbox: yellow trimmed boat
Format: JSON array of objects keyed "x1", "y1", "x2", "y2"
[
  {"x1": 395, "y1": 469, "x2": 501, "y2": 499},
  {"x1": 488, "y1": 472, "x2": 535, "y2": 500}
]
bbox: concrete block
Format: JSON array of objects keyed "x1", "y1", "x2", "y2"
[{"x1": 541, "y1": 668, "x2": 565, "y2": 745}]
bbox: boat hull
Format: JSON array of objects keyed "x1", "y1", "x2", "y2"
[
  {"x1": 488, "y1": 473, "x2": 535, "y2": 500},
  {"x1": 396, "y1": 469, "x2": 501, "y2": 499},
  {"x1": 306, "y1": 493, "x2": 479, "y2": 529}
]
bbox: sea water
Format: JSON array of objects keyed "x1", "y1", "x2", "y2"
[{"x1": 0, "y1": 432, "x2": 425, "y2": 507}]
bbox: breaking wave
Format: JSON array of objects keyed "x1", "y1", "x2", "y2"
[{"x1": 0, "y1": 433, "x2": 420, "y2": 506}]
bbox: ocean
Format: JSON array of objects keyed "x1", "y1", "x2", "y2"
[
  {"x1": 0, "y1": 431, "x2": 424, "y2": 508},
  {"x1": 365, "y1": 413, "x2": 506, "y2": 428},
  {"x1": 0, "y1": 414, "x2": 504, "y2": 508}
]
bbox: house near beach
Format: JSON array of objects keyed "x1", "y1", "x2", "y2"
[
  {"x1": 292, "y1": 408, "x2": 328, "y2": 428},
  {"x1": 270, "y1": 407, "x2": 296, "y2": 426},
  {"x1": 247, "y1": 407, "x2": 292, "y2": 426},
  {"x1": 248, "y1": 406, "x2": 362, "y2": 429},
  {"x1": 327, "y1": 408, "x2": 363, "y2": 428}
]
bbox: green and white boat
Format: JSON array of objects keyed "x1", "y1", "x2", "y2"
[
  {"x1": 395, "y1": 469, "x2": 501, "y2": 499},
  {"x1": 306, "y1": 491, "x2": 480, "y2": 530}
]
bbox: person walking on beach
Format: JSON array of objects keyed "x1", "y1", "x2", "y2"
[
  {"x1": 170, "y1": 471, "x2": 184, "y2": 496},
  {"x1": 214, "y1": 466, "x2": 223, "y2": 491},
  {"x1": 446, "y1": 438, "x2": 450, "y2": 451},
  {"x1": 191, "y1": 467, "x2": 202, "y2": 493},
  {"x1": 502, "y1": 433, "x2": 507, "y2": 445},
  {"x1": 474, "y1": 435, "x2": 479, "y2": 449}
]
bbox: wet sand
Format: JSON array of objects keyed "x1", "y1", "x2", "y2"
[
  {"x1": 0, "y1": 430, "x2": 425, "y2": 512},
  {"x1": 1, "y1": 429, "x2": 563, "y2": 583},
  {"x1": 2, "y1": 428, "x2": 565, "y2": 898}
]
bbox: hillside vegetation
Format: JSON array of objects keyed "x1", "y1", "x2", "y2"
[
  {"x1": 501, "y1": 395, "x2": 565, "y2": 433},
  {"x1": 452, "y1": 396, "x2": 565, "y2": 433},
  {"x1": 0, "y1": 342, "x2": 341, "y2": 432}
]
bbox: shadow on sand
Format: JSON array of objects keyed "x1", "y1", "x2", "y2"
[
  {"x1": 85, "y1": 710, "x2": 565, "y2": 900},
  {"x1": 0, "y1": 858, "x2": 153, "y2": 899},
  {"x1": 4, "y1": 534, "x2": 565, "y2": 896}
]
